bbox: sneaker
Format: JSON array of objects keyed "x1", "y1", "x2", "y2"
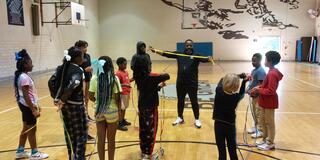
[
  {"x1": 152, "y1": 152, "x2": 159, "y2": 160},
  {"x1": 123, "y1": 119, "x2": 132, "y2": 126},
  {"x1": 141, "y1": 153, "x2": 150, "y2": 160},
  {"x1": 88, "y1": 135, "x2": 95, "y2": 141},
  {"x1": 30, "y1": 151, "x2": 49, "y2": 160},
  {"x1": 118, "y1": 124, "x2": 128, "y2": 131},
  {"x1": 247, "y1": 127, "x2": 256, "y2": 134},
  {"x1": 251, "y1": 130, "x2": 263, "y2": 139},
  {"x1": 16, "y1": 151, "x2": 30, "y2": 159},
  {"x1": 194, "y1": 119, "x2": 202, "y2": 129},
  {"x1": 257, "y1": 143, "x2": 275, "y2": 151},
  {"x1": 172, "y1": 117, "x2": 184, "y2": 126},
  {"x1": 255, "y1": 140, "x2": 266, "y2": 146}
]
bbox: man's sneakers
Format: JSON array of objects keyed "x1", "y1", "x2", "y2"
[
  {"x1": 30, "y1": 151, "x2": 49, "y2": 160},
  {"x1": 16, "y1": 151, "x2": 30, "y2": 159},
  {"x1": 172, "y1": 117, "x2": 184, "y2": 126},
  {"x1": 172, "y1": 117, "x2": 202, "y2": 129},
  {"x1": 194, "y1": 119, "x2": 202, "y2": 129}
]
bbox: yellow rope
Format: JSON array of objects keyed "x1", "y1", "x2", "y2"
[{"x1": 150, "y1": 47, "x2": 215, "y2": 64}]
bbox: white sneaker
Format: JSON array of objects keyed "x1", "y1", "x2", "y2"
[
  {"x1": 257, "y1": 143, "x2": 275, "y2": 151},
  {"x1": 255, "y1": 140, "x2": 266, "y2": 146},
  {"x1": 172, "y1": 117, "x2": 184, "y2": 126},
  {"x1": 247, "y1": 127, "x2": 256, "y2": 134},
  {"x1": 16, "y1": 151, "x2": 31, "y2": 159},
  {"x1": 30, "y1": 151, "x2": 49, "y2": 160},
  {"x1": 141, "y1": 153, "x2": 150, "y2": 160},
  {"x1": 152, "y1": 152, "x2": 159, "y2": 160},
  {"x1": 251, "y1": 130, "x2": 263, "y2": 138},
  {"x1": 194, "y1": 119, "x2": 202, "y2": 129}
]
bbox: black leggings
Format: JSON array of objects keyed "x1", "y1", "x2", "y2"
[
  {"x1": 176, "y1": 84, "x2": 199, "y2": 119},
  {"x1": 214, "y1": 121, "x2": 238, "y2": 160}
]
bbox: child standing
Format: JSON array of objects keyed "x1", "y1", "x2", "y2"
[
  {"x1": 251, "y1": 51, "x2": 283, "y2": 150},
  {"x1": 55, "y1": 46, "x2": 88, "y2": 160},
  {"x1": 116, "y1": 57, "x2": 134, "y2": 131},
  {"x1": 75, "y1": 40, "x2": 95, "y2": 141},
  {"x1": 14, "y1": 49, "x2": 49, "y2": 159},
  {"x1": 89, "y1": 56, "x2": 122, "y2": 160},
  {"x1": 213, "y1": 73, "x2": 248, "y2": 160},
  {"x1": 132, "y1": 56, "x2": 170, "y2": 160},
  {"x1": 247, "y1": 53, "x2": 266, "y2": 138}
]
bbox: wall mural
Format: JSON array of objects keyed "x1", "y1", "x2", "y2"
[{"x1": 161, "y1": 0, "x2": 300, "y2": 39}]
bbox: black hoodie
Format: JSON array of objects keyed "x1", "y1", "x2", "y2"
[{"x1": 131, "y1": 41, "x2": 152, "y2": 72}]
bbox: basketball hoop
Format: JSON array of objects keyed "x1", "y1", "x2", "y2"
[{"x1": 191, "y1": 22, "x2": 198, "y2": 29}]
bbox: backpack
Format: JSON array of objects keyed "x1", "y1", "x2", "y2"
[{"x1": 48, "y1": 65, "x2": 64, "y2": 99}]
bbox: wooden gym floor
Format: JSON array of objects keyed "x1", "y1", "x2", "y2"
[{"x1": 0, "y1": 61, "x2": 320, "y2": 160}]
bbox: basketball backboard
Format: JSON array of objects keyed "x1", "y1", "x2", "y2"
[
  {"x1": 181, "y1": 0, "x2": 208, "y2": 29},
  {"x1": 71, "y1": 2, "x2": 85, "y2": 26}
]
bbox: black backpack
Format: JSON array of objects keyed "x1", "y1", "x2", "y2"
[{"x1": 48, "y1": 65, "x2": 64, "y2": 99}]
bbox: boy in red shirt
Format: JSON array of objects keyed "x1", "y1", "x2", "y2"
[
  {"x1": 251, "y1": 51, "x2": 283, "y2": 151},
  {"x1": 116, "y1": 57, "x2": 134, "y2": 131}
]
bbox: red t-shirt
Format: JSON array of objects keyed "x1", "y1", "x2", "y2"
[{"x1": 115, "y1": 70, "x2": 131, "y2": 95}]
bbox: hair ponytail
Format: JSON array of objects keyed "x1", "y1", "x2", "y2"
[{"x1": 14, "y1": 49, "x2": 31, "y2": 101}]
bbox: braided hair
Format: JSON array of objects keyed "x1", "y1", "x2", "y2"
[
  {"x1": 14, "y1": 49, "x2": 31, "y2": 101},
  {"x1": 96, "y1": 56, "x2": 116, "y2": 115}
]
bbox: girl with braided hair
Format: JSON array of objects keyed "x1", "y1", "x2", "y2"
[{"x1": 89, "y1": 56, "x2": 122, "y2": 160}]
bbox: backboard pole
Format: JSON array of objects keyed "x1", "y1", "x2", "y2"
[
  {"x1": 54, "y1": 2, "x2": 58, "y2": 27},
  {"x1": 40, "y1": 0, "x2": 43, "y2": 26}
]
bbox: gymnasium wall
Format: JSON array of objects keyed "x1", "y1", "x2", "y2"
[
  {"x1": 0, "y1": 0, "x2": 99, "y2": 79},
  {"x1": 98, "y1": 0, "x2": 316, "y2": 61}
]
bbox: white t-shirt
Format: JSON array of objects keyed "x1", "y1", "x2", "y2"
[{"x1": 18, "y1": 73, "x2": 38, "y2": 106}]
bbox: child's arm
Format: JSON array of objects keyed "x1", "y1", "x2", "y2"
[
  {"x1": 88, "y1": 91, "x2": 96, "y2": 102},
  {"x1": 115, "y1": 93, "x2": 121, "y2": 115},
  {"x1": 238, "y1": 79, "x2": 249, "y2": 100},
  {"x1": 60, "y1": 73, "x2": 82, "y2": 103},
  {"x1": 21, "y1": 85, "x2": 40, "y2": 118},
  {"x1": 256, "y1": 76, "x2": 278, "y2": 96}
]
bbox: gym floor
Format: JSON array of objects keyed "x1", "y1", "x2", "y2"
[{"x1": 0, "y1": 61, "x2": 320, "y2": 160}]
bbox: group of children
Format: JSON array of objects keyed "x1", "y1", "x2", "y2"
[
  {"x1": 213, "y1": 51, "x2": 283, "y2": 160},
  {"x1": 13, "y1": 39, "x2": 282, "y2": 160}
]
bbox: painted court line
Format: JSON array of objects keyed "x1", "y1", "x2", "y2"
[
  {"x1": 0, "y1": 95, "x2": 50, "y2": 114},
  {"x1": 288, "y1": 76, "x2": 320, "y2": 89}
]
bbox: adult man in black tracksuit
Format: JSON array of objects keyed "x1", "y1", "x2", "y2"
[{"x1": 151, "y1": 39, "x2": 213, "y2": 128}]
